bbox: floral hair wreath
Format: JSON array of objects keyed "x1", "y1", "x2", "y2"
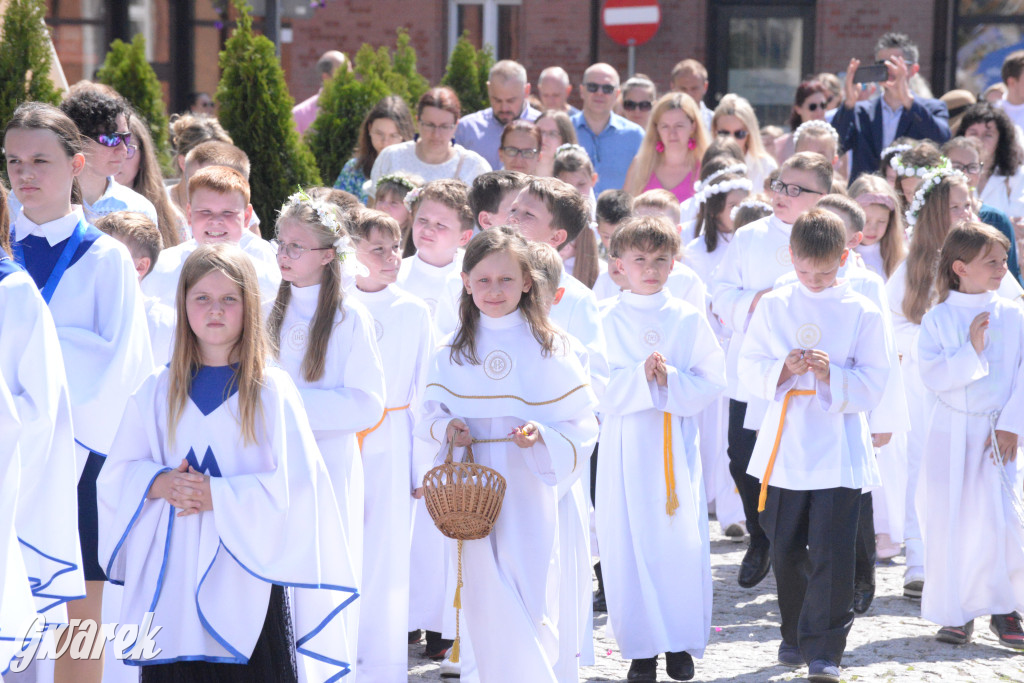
[
  {"x1": 904, "y1": 166, "x2": 968, "y2": 228},
  {"x1": 791, "y1": 119, "x2": 839, "y2": 150},
  {"x1": 890, "y1": 153, "x2": 950, "y2": 179},
  {"x1": 402, "y1": 186, "x2": 424, "y2": 213},
  {"x1": 699, "y1": 177, "x2": 753, "y2": 205},
  {"x1": 378, "y1": 173, "x2": 417, "y2": 193},
  {"x1": 284, "y1": 189, "x2": 365, "y2": 276},
  {"x1": 694, "y1": 163, "x2": 747, "y2": 193},
  {"x1": 880, "y1": 143, "x2": 913, "y2": 161},
  {"x1": 556, "y1": 143, "x2": 588, "y2": 156},
  {"x1": 730, "y1": 199, "x2": 774, "y2": 222}
]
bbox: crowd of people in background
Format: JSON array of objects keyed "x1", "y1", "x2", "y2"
[{"x1": 3, "y1": 25, "x2": 1024, "y2": 683}]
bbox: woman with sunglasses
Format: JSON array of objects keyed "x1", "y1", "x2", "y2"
[
  {"x1": 623, "y1": 92, "x2": 708, "y2": 202},
  {"x1": 57, "y1": 83, "x2": 159, "y2": 227},
  {"x1": 498, "y1": 119, "x2": 543, "y2": 175},
  {"x1": 711, "y1": 94, "x2": 777, "y2": 195},
  {"x1": 618, "y1": 75, "x2": 657, "y2": 131},
  {"x1": 772, "y1": 80, "x2": 830, "y2": 164},
  {"x1": 370, "y1": 87, "x2": 491, "y2": 193},
  {"x1": 535, "y1": 110, "x2": 578, "y2": 177}
]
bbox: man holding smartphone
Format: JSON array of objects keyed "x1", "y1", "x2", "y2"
[{"x1": 831, "y1": 32, "x2": 950, "y2": 181}]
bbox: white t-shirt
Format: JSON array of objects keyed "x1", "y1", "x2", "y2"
[{"x1": 369, "y1": 140, "x2": 491, "y2": 194}]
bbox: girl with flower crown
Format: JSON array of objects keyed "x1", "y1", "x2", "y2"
[
  {"x1": 624, "y1": 92, "x2": 710, "y2": 202},
  {"x1": 267, "y1": 192, "x2": 387, "y2": 670}
]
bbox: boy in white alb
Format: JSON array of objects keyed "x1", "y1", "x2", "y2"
[
  {"x1": 597, "y1": 217, "x2": 726, "y2": 683},
  {"x1": 349, "y1": 210, "x2": 437, "y2": 681},
  {"x1": 711, "y1": 152, "x2": 834, "y2": 589},
  {"x1": 95, "y1": 212, "x2": 176, "y2": 367},
  {"x1": 142, "y1": 166, "x2": 280, "y2": 307},
  {"x1": 739, "y1": 209, "x2": 889, "y2": 683}
]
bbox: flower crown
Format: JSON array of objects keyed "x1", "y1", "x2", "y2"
[
  {"x1": 402, "y1": 186, "x2": 424, "y2": 213},
  {"x1": 791, "y1": 119, "x2": 839, "y2": 150},
  {"x1": 378, "y1": 173, "x2": 417, "y2": 193},
  {"x1": 556, "y1": 143, "x2": 588, "y2": 156},
  {"x1": 699, "y1": 177, "x2": 753, "y2": 204},
  {"x1": 694, "y1": 163, "x2": 747, "y2": 193},
  {"x1": 730, "y1": 199, "x2": 774, "y2": 222},
  {"x1": 904, "y1": 166, "x2": 968, "y2": 228},
  {"x1": 880, "y1": 143, "x2": 913, "y2": 160},
  {"x1": 285, "y1": 189, "x2": 365, "y2": 276},
  {"x1": 890, "y1": 153, "x2": 950, "y2": 179}
]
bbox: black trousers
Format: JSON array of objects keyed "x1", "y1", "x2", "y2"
[
  {"x1": 726, "y1": 400, "x2": 769, "y2": 550},
  {"x1": 759, "y1": 485, "x2": 860, "y2": 665},
  {"x1": 854, "y1": 492, "x2": 876, "y2": 587}
]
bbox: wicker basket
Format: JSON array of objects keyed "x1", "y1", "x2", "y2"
[{"x1": 423, "y1": 440, "x2": 507, "y2": 541}]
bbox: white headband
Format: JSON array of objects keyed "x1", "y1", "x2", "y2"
[
  {"x1": 694, "y1": 163, "x2": 747, "y2": 193},
  {"x1": 700, "y1": 177, "x2": 752, "y2": 204},
  {"x1": 730, "y1": 199, "x2": 773, "y2": 222},
  {"x1": 792, "y1": 119, "x2": 839, "y2": 150}
]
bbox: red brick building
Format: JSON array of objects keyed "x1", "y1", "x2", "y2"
[{"x1": 41, "y1": 1, "x2": 1024, "y2": 128}]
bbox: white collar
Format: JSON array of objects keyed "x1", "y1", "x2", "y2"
[
  {"x1": 13, "y1": 207, "x2": 85, "y2": 246},
  {"x1": 478, "y1": 309, "x2": 527, "y2": 330},
  {"x1": 944, "y1": 289, "x2": 999, "y2": 307},
  {"x1": 620, "y1": 288, "x2": 670, "y2": 309}
]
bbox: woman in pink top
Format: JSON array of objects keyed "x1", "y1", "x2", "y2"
[{"x1": 623, "y1": 92, "x2": 708, "y2": 202}]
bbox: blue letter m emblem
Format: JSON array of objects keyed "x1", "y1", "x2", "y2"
[{"x1": 185, "y1": 447, "x2": 222, "y2": 477}]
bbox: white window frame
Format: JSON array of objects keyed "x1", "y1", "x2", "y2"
[{"x1": 447, "y1": 0, "x2": 523, "y2": 61}]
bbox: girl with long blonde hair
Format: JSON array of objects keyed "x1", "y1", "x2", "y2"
[
  {"x1": 711, "y1": 94, "x2": 778, "y2": 193},
  {"x1": 624, "y1": 92, "x2": 709, "y2": 201}
]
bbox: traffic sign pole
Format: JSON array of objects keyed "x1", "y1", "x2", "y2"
[{"x1": 601, "y1": 0, "x2": 661, "y2": 76}]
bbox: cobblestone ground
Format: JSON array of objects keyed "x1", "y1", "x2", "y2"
[{"x1": 408, "y1": 519, "x2": 1024, "y2": 682}]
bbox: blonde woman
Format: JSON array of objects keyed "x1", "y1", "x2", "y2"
[
  {"x1": 623, "y1": 92, "x2": 709, "y2": 202},
  {"x1": 711, "y1": 94, "x2": 778, "y2": 193}
]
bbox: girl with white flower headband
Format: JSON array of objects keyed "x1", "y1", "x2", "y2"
[
  {"x1": 792, "y1": 120, "x2": 842, "y2": 180},
  {"x1": 848, "y1": 173, "x2": 906, "y2": 280},
  {"x1": 889, "y1": 141, "x2": 947, "y2": 206},
  {"x1": 267, "y1": 191, "x2": 388, "y2": 663},
  {"x1": 372, "y1": 172, "x2": 423, "y2": 258}
]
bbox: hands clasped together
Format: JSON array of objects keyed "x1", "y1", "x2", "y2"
[{"x1": 148, "y1": 458, "x2": 213, "y2": 517}]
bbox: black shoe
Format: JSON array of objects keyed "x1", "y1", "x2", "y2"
[
  {"x1": 936, "y1": 620, "x2": 974, "y2": 645},
  {"x1": 665, "y1": 650, "x2": 694, "y2": 681},
  {"x1": 408, "y1": 629, "x2": 423, "y2": 645},
  {"x1": 777, "y1": 640, "x2": 802, "y2": 667},
  {"x1": 626, "y1": 657, "x2": 658, "y2": 682},
  {"x1": 593, "y1": 588, "x2": 607, "y2": 613},
  {"x1": 738, "y1": 544, "x2": 771, "y2": 588},
  {"x1": 807, "y1": 659, "x2": 841, "y2": 683},
  {"x1": 990, "y1": 612, "x2": 1024, "y2": 650},
  {"x1": 853, "y1": 581, "x2": 875, "y2": 614},
  {"x1": 424, "y1": 630, "x2": 453, "y2": 660},
  {"x1": 903, "y1": 579, "x2": 924, "y2": 599}
]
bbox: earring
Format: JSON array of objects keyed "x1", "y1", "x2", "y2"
[
  {"x1": 656, "y1": 141, "x2": 665, "y2": 153},
  {"x1": 687, "y1": 137, "x2": 696, "y2": 150}
]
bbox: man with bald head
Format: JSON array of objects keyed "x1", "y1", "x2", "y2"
[
  {"x1": 571, "y1": 63, "x2": 645, "y2": 193},
  {"x1": 537, "y1": 66, "x2": 579, "y2": 115},
  {"x1": 455, "y1": 59, "x2": 541, "y2": 169},
  {"x1": 292, "y1": 50, "x2": 350, "y2": 135}
]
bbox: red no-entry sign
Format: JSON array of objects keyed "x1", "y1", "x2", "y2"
[{"x1": 601, "y1": 0, "x2": 661, "y2": 47}]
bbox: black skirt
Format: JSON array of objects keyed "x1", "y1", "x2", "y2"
[{"x1": 140, "y1": 584, "x2": 297, "y2": 683}]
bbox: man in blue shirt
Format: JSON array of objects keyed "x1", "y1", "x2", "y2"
[
  {"x1": 572, "y1": 63, "x2": 645, "y2": 194},
  {"x1": 455, "y1": 59, "x2": 541, "y2": 170}
]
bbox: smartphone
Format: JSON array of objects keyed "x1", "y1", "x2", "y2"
[{"x1": 853, "y1": 63, "x2": 889, "y2": 84}]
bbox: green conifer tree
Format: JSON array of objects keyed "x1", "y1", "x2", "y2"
[
  {"x1": 391, "y1": 28, "x2": 429, "y2": 108},
  {"x1": 0, "y1": 0, "x2": 61, "y2": 130},
  {"x1": 96, "y1": 34, "x2": 170, "y2": 165},
  {"x1": 216, "y1": 0, "x2": 320, "y2": 238},
  {"x1": 440, "y1": 33, "x2": 482, "y2": 114}
]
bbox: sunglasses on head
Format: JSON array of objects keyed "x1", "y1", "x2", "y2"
[
  {"x1": 94, "y1": 131, "x2": 132, "y2": 148},
  {"x1": 584, "y1": 82, "x2": 617, "y2": 95},
  {"x1": 716, "y1": 129, "x2": 748, "y2": 140},
  {"x1": 623, "y1": 99, "x2": 653, "y2": 112}
]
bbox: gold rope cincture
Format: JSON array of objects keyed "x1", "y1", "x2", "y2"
[
  {"x1": 933, "y1": 394, "x2": 1024, "y2": 530},
  {"x1": 449, "y1": 435, "x2": 514, "y2": 663},
  {"x1": 758, "y1": 389, "x2": 816, "y2": 512},
  {"x1": 663, "y1": 412, "x2": 680, "y2": 516},
  {"x1": 356, "y1": 404, "x2": 410, "y2": 450}
]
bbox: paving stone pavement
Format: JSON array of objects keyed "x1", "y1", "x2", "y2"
[{"x1": 407, "y1": 519, "x2": 1024, "y2": 682}]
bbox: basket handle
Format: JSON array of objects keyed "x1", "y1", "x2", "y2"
[{"x1": 444, "y1": 436, "x2": 476, "y2": 465}]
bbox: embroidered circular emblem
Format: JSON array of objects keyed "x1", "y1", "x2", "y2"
[
  {"x1": 776, "y1": 245, "x2": 792, "y2": 266},
  {"x1": 484, "y1": 350, "x2": 513, "y2": 380},
  {"x1": 796, "y1": 323, "x2": 822, "y2": 348},
  {"x1": 373, "y1": 319, "x2": 384, "y2": 342},
  {"x1": 286, "y1": 323, "x2": 309, "y2": 352},
  {"x1": 642, "y1": 328, "x2": 661, "y2": 346}
]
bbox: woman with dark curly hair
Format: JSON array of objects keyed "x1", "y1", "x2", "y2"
[
  {"x1": 956, "y1": 102, "x2": 1024, "y2": 218},
  {"x1": 333, "y1": 95, "x2": 415, "y2": 204}
]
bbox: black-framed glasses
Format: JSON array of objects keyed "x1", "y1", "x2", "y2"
[
  {"x1": 584, "y1": 82, "x2": 616, "y2": 95},
  {"x1": 770, "y1": 179, "x2": 823, "y2": 198},
  {"x1": 270, "y1": 239, "x2": 334, "y2": 259},
  {"x1": 419, "y1": 121, "x2": 456, "y2": 133},
  {"x1": 94, "y1": 131, "x2": 132, "y2": 148},
  {"x1": 623, "y1": 99, "x2": 653, "y2": 112},
  {"x1": 952, "y1": 161, "x2": 983, "y2": 174},
  {"x1": 499, "y1": 146, "x2": 539, "y2": 159},
  {"x1": 716, "y1": 129, "x2": 748, "y2": 140}
]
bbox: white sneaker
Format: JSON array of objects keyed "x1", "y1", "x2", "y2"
[{"x1": 440, "y1": 654, "x2": 461, "y2": 679}]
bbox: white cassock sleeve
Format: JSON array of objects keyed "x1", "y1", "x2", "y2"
[
  {"x1": 737, "y1": 304, "x2": 792, "y2": 402},
  {"x1": 410, "y1": 321, "x2": 440, "y2": 490},
  {"x1": 710, "y1": 233, "x2": 759, "y2": 334},
  {"x1": 659, "y1": 315, "x2": 727, "y2": 418},
  {"x1": 558, "y1": 289, "x2": 610, "y2": 400},
  {"x1": 997, "y1": 314, "x2": 1024, "y2": 437},
  {"x1": 918, "y1": 316, "x2": 989, "y2": 393},
  {"x1": 814, "y1": 308, "x2": 889, "y2": 414},
  {"x1": 299, "y1": 304, "x2": 386, "y2": 434}
]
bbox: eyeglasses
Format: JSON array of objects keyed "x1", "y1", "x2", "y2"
[
  {"x1": 584, "y1": 82, "x2": 617, "y2": 95},
  {"x1": 623, "y1": 99, "x2": 653, "y2": 112},
  {"x1": 125, "y1": 144, "x2": 138, "y2": 160},
  {"x1": 94, "y1": 131, "x2": 133, "y2": 148},
  {"x1": 716, "y1": 129, "x2": 748, "y2": 140},
  {"x1": 419, "y1": 121, "x2": 456, "y2": 134},
  {"x1": 499, "y1": 146, "x2": 539, "y2": 159},
  {"x1": 770, "y1": 179, "x2": 824, "y2": 198},
  {"x1": 951, "y1": 161, "x2": 983, "y2": 174},
  {"x1": 270, "y1": 239, "x2": 334, "y2": 259}
]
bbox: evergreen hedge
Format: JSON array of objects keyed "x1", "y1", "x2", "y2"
[{"x1": 0, "y1": 0, "x2": 61, "y2": 131}]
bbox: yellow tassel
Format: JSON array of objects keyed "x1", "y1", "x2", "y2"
[
  {"x1": 666, "y1": 490, "x2": 679, "y2": 516},
  {"x1": 450, "y1": 638, "x2": 460, "y2": 663},
  {"x1": 453, "y1": 582, "x2": 462, "y2": 610}
]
